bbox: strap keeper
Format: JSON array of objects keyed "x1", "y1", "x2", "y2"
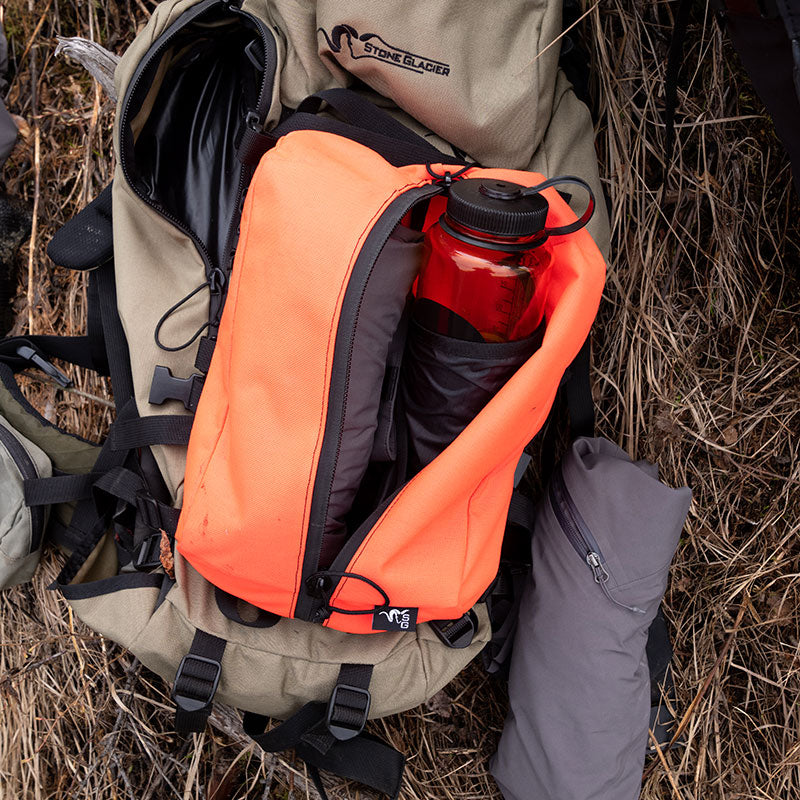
[
  {"x1": 326, "y1": 683, "x2": 371, "y2": 741},
  {"x1": 171, "y1": 654, "x2": 221, "y2": 714},
  {"x1": 134, "y1": 532, "x2": 164, "y2": 570},
  {"x1": 429, "y1": 610, "x2": 478, "y2": 649}
]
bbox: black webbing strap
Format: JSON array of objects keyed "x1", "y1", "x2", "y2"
[
  {"x1": 23, "y1": 472, "x2": 97, "y2": 506},
  {"x1": 55, "y1": 399, "x2": 139, "y2": 584},
  {"x1": 194, "y1": 335, "x2": 216, "y2": 374},
  {"x1": 777, "y1": 0, "x2": 800, "y2": 100},
  {"x1": 664, "y1": 0, "x2": 694, "y2": 176},
  {"x1": 564, "y1": 337, "x2": 595, "y2": 438},
  {"x1": 243, "y1": 664, "x2": 404, "y2": 799},
  {"x1": 92, "y1": 465, "x2": 145, "y2": 508},
  {"x1": 135, "y1": 494, "x2": 181, "y2": 535},
  {"x1": 46, "y1": 515, "x2": 86, "y2": 553},
  {"x1": 507, "y1": 489, "x2": 536, "y2": 533},
  {"x1": 298, "y1": 89, "x2": 441, "y2": 149},
  {"x1": 237, "y1": 125, "x2": 276, "y2": 166},
  {"x1": 109, "y1": 414, "x2": 193, "y2": 450},
  {"x1": 272, "y1": 112, "x2": 467, "y2": 169},
  {"x1": 94, "y1": 259, "x2": 135, "y2": 410},
  {"x1": 86, "y1": 270, "x2": 110, "y2": 375},
  {"x1": 173, "y1": 629, "x2": 226, "y2": 733}
]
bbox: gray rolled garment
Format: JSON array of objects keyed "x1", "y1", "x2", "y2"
[{"x1": 491, "y1": 437, "x2": 691, "y2": 800}]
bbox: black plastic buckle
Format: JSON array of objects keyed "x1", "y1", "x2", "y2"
[
  {"x1": 326, "y1": 684, "x2": 371, "y2": 741},
  {"x1": 16, "y1": 344, "x2": 73, "y2": 388},
  {"x1": 429, "y1": 610, "x2": 477, "y2": 649},
  {"x1": 134, "y1": 532, "x2": 163, "y2": 570},
  {"x1": 148, "y1": 365, "x2": 203, "y2": 411},
  {"x1": 171, "y1": 655, "x2": 222, "y2": 713}
]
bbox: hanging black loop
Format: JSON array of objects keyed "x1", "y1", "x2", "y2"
[
  {"x1": 425, "y1": 162, "x2": 474, "y2": 186},
  {"x1": 307, "y1": 571, "x2": 391, "y2": 616},
  {"x1": 521, "y1": 175, "x2": 595, "y2": 236},
  {"x1": 154, "y1": 280, "x2": 213, "y2": 352}
]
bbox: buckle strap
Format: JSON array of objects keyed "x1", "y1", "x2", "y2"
[
  {"x1": 243, "y1": 662, "x2": 404, "y2": 800},
  {"x1": 135, "y1": 493, "x2": 181, "y2": 534},
  {"x1": 148, "y1": 365, "x2": 205, "y2": 412},
  {"x1": 173, "y1": 630, "x2": 226, "y2": 733},
  {"x1": 429, "y1": 610, "x2": 478, "y2": 649},
  {"x1": 326, "y1": 663, "x2": 372, "y2": 741}
]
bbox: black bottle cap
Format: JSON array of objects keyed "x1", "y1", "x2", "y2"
[{"x1": 445, "y1": 179, "x2": 549, "y2": 238}]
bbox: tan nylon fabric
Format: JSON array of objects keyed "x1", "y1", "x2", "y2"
[
  {"x1": 77, "y1": 0, "x2": 609, "y2": 715},
  {"x1": 314, "y1": 1, "x2": 562, "y2": 170},
  {"x1": 68, "y1": 553, "x2": 490, "y2": 719},
  {"x1": 110, "y1": 0, "x2": 608, "y2": 499}
]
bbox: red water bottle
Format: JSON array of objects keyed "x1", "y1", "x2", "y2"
[{"x1": 414, "y1": 179, "x2": 552, "y2": 342}]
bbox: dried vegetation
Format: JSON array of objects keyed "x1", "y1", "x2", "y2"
[{"x1": 1, "y1": 0, "x2": 798, "y2": 798}]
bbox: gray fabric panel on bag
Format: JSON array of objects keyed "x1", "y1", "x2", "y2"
[
  {"x1": 322, "y1": 224, "x2": 423, "y2": 565},
  {"x1": 402, "y1": 320, "x2": 543, "y2": 474},
  {"x1": 491, "y1": 437, "x2": 691, "y2": 800}
]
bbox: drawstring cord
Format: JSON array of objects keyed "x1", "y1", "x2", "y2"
[{"x1": 154, "y1": 268, "x2": 226, "y2": 352}]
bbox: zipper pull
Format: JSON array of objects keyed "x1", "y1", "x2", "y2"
[{"x1": 586, "y1": 552, "x2": 646, "y2": 615}]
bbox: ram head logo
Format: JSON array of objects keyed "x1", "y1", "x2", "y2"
[{"x1": 379, "y1": 608, "x2": 409, "y2": 623}]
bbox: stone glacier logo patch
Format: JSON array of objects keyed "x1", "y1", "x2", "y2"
[
  {"x1": 319, "y1": 25, "x2": 451, "y2": 77},
  {"x1": 372, "y1": 606, "x2": 419, "y2": 631}
]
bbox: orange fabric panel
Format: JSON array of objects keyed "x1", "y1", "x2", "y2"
[
  {"x1": 175, "y1": 131, "x2": 431, "y2": 617},
  {"x1": 325, "y1": 171, "x2": 606, "y2": 633},
  {"x1": 176, "y1": 134, "x2": 606, "y2": 634}
]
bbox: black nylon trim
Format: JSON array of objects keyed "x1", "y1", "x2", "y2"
[
  {"x1": 24, "y1": 473, "x2": 97, "y2": 506},
  {"x1": 109, "y1": 415, "x2": 193, "y2": 450},
  {"x1": 55, "y1": 571, "x2": 164, "y2": 599}
]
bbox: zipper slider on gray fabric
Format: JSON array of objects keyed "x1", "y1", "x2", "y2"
[{"x1": 586, "y1": 552, "x2": 645, "y2": 615}]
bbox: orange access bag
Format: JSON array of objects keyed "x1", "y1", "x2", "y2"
[{"x1": 175, "y1": 105, "x2": 606, "y2": 636}]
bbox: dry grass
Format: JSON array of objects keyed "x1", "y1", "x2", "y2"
[{"x1": 1, "y1": 0, "x2": 799, "y2": 798}]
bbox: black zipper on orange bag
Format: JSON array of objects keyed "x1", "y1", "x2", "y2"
[{"x1": 294, "y1": 184, "x2": 444, "y2": 623}]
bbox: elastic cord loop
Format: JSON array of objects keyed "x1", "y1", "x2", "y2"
[
  {"x1": 425, "y1": 163, "x2": 474, "y2": 185},
  {"x1": 154, "y1": 280, "x2": 212, "y2": 352},
  {"x1": 309, "y1": 571, "x2": 391, "y2": 615},
  {"x1": 521, "y1": 175, "x2": 595, "y2": 236}
]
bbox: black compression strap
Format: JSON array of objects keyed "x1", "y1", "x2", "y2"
[
  {"x1": 564, "y1": 337, "x2": 595, "y2": 438},
  {"x1": 237, "y1": 125, "x2": 276, "y2": 166},
  {"x1": 109, "y1": 414, "x2": 193, "y2": 450},
  {"x1": 194, "y1": 335, "x2": 216, "y2": 373},
  {"x1": 86, "y1": 271, "x2": 110, "y2": 375},
  {"x1": 664, "y1": 0, "x2": 694, "y2": 176},
  {"x1": 173, "y1": 629, "x2": 226, "y2": 734},
  {"x1": 507, "y1": 489, "x2": 536, "y2": 532},
  {"x1": 243, "y1": 664, "x2": 404, "y2": 799},
  {"x1": 298, "y1": 89, "x2": 440, "y2": 149},
  {"x1": 23, "y1": 473, "x2": 97, "y2": 506},
  {"x1": 272, "y1": 113, "x2": 466, "y2": 169}
]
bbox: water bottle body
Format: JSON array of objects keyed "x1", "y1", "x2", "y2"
[{"x1": 415, "y1": 215, "x2": 551, "y2": 343}]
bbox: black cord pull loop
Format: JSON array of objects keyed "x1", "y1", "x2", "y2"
[
  {"x1": 307, "y1": 571, "x2": 391, "y2": 616},
  {"x1": 154, "y1": 271, "x2": 225, "y2": 353},
  {"x1": 425, "y1": 162, "x2": 473, "y2": 186},
  {"x1": 521, "y1": 175, "x2": 595, "y2": 237}
]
